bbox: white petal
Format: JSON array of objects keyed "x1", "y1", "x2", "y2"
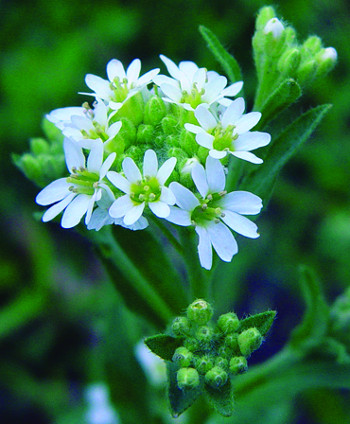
[
  {"x1": 124, "y1": 202, "x2": 145, "y2": 225},
  {"x1": 234, "y1": 131, "x2": 271, "y2": 151},
  {"x1": 207, "y1": 221, "x2": 238, "y2": 262},
  {"x1": 194, "y1": 105, "x2": 217, "y2": 130},
  {"x1": 160, "y1": 186, "x2": 176, "y2": 205},
  {"x1": 232, "y1": 151, "x2": 263, "y2": 164},
  {"x1": 221, "y1": 81, "x2": 243, "y2": 98},
  {"x1": 157, "y1": 157, "x2": 177, "y2": 185},
  {"x1": 205, "y1": 156, "x2": 225, "y2": 192},
  {"x1": 122, "y1": 157, "x2": 142, "y2": 183},
  {"x1": 107, "y1": 59, "x2": 126, "y2": 81},
  {"x1": 209, "y1": 149, "x2": 227, "y2": 159},
  {"x1": 153, "y1": 75, "x2": 178, "y2": 87},
  {"x1": 87, "y1": 207, "x2": 112, "y2": 231},
  {"x1": 87, "y1": 141, "x2": 104, "y2": 173},
  {"x1": 92, "y1": 101, "x2": 108, "y2": 126},
  {"x1": 61, "y1": 193, "x2": 91, "y2": 228},
  {"x1": 166, "y1": 207, "x2": 191, "y2": 226},
  {"x1": 179, "y1": 61, "x2": 199, "y2": 80},
  {"x1": 169, "y1": 182, "x2": 199, "y2": 211},
  {"x1": 123, "y1": 216, "x2": 149, "y2": 231},
  {"x1": 160, "y1": 83, "x2": 182, "y2": 102},
  {"x1": 42, "y1": 193, "x2": 76, "y2": 222},
  {"x1": 100, "y1": 153, "x2": 116, "y2": 179},
  {"x1": 47, "y1": 107, "x2": 85, "y2": 125},
  {"x1": 220, "y1": 191, "x2": 262, "y2": 215},
  {"x1": 221, "y1": 97, "x2": 245, "y2": 127},
  {"x1": 196, "y1": 132, "x2": 214, "y2": 149},
  {"x1": 184, "y1": 123, "x2": 204, "y2": 134},
  {"x1": 221, "y1": 210, "x2": 259, "y2": 238},
  {"x1": 235, "y1": 112, "x2": 261, "y2": 134},
  {"x1": 195, "y1": 226, "x2": 213, "y2": 270},
  {"x1": 85, "y1": 191, "x2": 98, "y2": 225},
  {"x1": 160, "y1": 55, "x2": 181, "y2": 80},
  {"x1": 143, "y1": 149, "x2": 158, "y2": 177},
  {"x1": 126, "y1": 59, "x2": 141, "y2": 84},
  {"x1": 193, "y1": 68, "x2": 207, "y2": 90},
  {"x1": 109, "y1": 195, "x2": 134, "y2": 218},
  {"x1": 64, "y1": 138, "x2": 85, "y2": 172},
  {"x1": 107, "y1": 121, "x2": 122, "y2": 139},
  {"x1": 36, "y1": 178, "x2": 71, "y2": 206},
  {"x1": 85, "y1": 74, "x2": 113, "y2": 99},
  {"x1": 107, "y1": 171, "x2": 130, "y2": 193},
  {"x1": 203, "y1": 76, "x2": 227, "y2": 103},
  {"x1": 137, "y1": 68, "x2": 160, "y2": 86},
  {"x1": 149, "y1": 201, "x2": 170, "y2": 218},
  {"x1": 191, "y1": 163, "x2": 209, "y2": 198}
]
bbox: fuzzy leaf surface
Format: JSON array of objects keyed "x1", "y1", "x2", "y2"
[
  {"x1": 204, "y1": 379, "x2": 234, "y2": 417},
  {"x1": 239, "y1": 310, "x2": 277, "y2": 337},
  {"x1": 144, "y1": 334, "x2": 184, "y2": 361}
]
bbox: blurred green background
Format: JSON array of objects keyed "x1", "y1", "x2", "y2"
[{"x1": 1, "y1": 0, "x2": 350, "y2": 422}]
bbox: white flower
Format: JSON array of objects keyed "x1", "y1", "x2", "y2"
[
  {"x1": 166, "y1": 156, "x2": 262, "y2": 270},
  {"x1": 47, "y1": 100, "x2": 122, "y2": 146},
  {"x1": 263, "y1": 18, "x2": 285, "y2": 38},
  {"x1": 153, "y1": 55, "x2": 243, "y2": 111},
  {"x1": 107, "y1": 150, "x2": 176, "y2": 226},
  {"x1": 185, "y1": 99, "x2": 271, "y2": 163},
  {"x1": 321, "y1": 47, "x2": 338, "y2": 62},
  {"x1": 83, "y1": 58, "x2": 160, "y2": 111},
  {"x1": 36, "y1": 139, "x2": 116, "y2": 228},
  {"x1": 85, "y1": 383, "x2": 119, "y2": 424}
]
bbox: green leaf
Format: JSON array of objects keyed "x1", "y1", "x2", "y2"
[
  {"x1": 321, "y1": 337, "x2": 350, "y2": 365},
  {"x1": 204, "y1": 379, "x2": 234, "y2": 417},
  {"x1": 289, "y1": 266, "x2": 329, "y2": 351},
  {"x1": 167, "y1": 362, "x2": 204, "y2": 417},
  {"x1": 255, "y1": 78, "x2": 302, "y2": 130},
  {"x1": 199, "y1": 25, "x2": 242, "y2": 84},
  {"x1": 240, "y1": 104, "x2": 332, "y2": 204},
  {"x1": 144, "y1": 334, "x2": 184, "y2": 361},
  {"x1": 239, "y1": 310, "x2": 277, "y2": 337}
]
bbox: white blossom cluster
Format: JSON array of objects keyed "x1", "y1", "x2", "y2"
[{"x1": 36, "y1": 56, "x2": 271, "y2": 269}]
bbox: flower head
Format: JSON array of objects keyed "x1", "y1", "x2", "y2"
[
  {"x1": 153, "y1": 55, "x2": 243, "y2": 111},
  {"x1": 185, "y1": 99, "x2": 271, "y2": 163},
  {"x1": 107, "y1": 150, "x2": 177, "y2": 226},
  {"x1": 166, "y1": 156, "x2": 262, "y2": 269},
  {"x1": 83, "y1": 58, "x2": 160, "y2": 111},
  {"x1": 36, "y1": 139, "x2": 115, "y2": 228}
]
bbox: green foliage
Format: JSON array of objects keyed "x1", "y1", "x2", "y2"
[
  {"x1": 239, "y1": 310, "x2": 277, "y2": 337},
  {"x1": 144, "y1": 334, "x2": 184, "y2": 361},
  {"x1": 204, "y1": 379, "x2": 234, "y2": 417}
]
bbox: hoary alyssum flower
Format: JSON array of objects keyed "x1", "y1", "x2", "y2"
[
  {"x1": 36, "y1": 139, "x2": 116, "y2": 228},
  {"x1": 185, "y1": 99, "x2": 271, "y2": 162},
  {"x1": 107, "y1": 150, "x2": 177, "y2": 226},
  {"x1": 166, "y1": 156, "x2": 262, "y2": 269},
  {"x1": 83, "y1": 58, "x2": 160, "y2": 112},
  {"x1": 153, "y1": 55, "x2": 243, "y2": 111}
]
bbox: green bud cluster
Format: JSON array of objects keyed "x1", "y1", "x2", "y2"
[
  {"x1": 253, "y1": 6, "x2": 337, "y2": 110},
  {"x1": 171, "y1": 299, "x2": 264, "y2": 391}
]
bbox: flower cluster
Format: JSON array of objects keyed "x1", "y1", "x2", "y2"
[{"x1": 36, "y1": 56, "x2": 270, "y2": 269}]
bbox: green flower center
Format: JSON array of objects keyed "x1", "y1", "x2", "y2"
[
  {"x1": 81, "y1": 121, "x2": 109, "y2": 142},
  {"x1": 66, "y1": 167, "x2": 99, "y2": 195},
  {"x1": 130, "y1": 176, "x2": 161, "y2": 204},
  {"x1": 111, "y1": 77, "x2": 131, "y2": 103},
  {"x1": 191, "y1": 192, "x2": 227, "y2": 226},
  {"x1": 211, "y1": 124, "x2": 237, "y2": 152},
  {"x1": 181, "y1": 84, "x2": 205, "y2": 109}
]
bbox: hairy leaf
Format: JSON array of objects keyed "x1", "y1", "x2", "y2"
[
  {"x1": 204, "y1": 379, "x2": 234, "y2": 417},
  {"x1": 239, "y1": 310, "x2": 277, "y2": 337},
  {"x1": 144, "y1": 334, "x2": 184, "y2": 361}
]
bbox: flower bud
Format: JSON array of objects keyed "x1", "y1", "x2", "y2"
[
  {"x1": 173, "y1": 347, "x2": 193, "y2": 367},
  {"x1": 315, "y1": 47, "x2": 338, "y2": 76},
  {"x1": 161, "y1": 115, "x2": 179, "y2": 135},
  {"x1": 217, "y1": 345, "x2": 233, "y2": 359},
  {"x1": 187, "y1": 299, "x2": 213, "y2": 325},
  {"x1": 229, "y1": 356, "x2": 248, "y2": 375},
  {"x1": 195, "y1": 325, "x2": 214, "y2": 345},
  {"x1": 301, "y1": 35, "x2": 323, "y2": 56},
  {"x1": 184, "y1": 337, "x2": 200, "y2": 352},
  {"x1": 194, "y1": 355, "x2": 215, "y2": 374},
  {"x1": 263, "y1": 18, "x2": 284, "y2": 39},
  {"x1": 296, "y1": 60, "x2": 317, "y2": 85},
  {"x1": 277, "y1": 48, "x2": 301, "y2": 75},
  {"x1": 30, "y1": 137, "x2": 50, "y2": 155},
  {"x1": 144, "y1": 95, "x2": 167, "y2": 125},
  {"x1": 179, "y1": 129, "x2": 198, "y2": 156},
  {"x1": 17, "y1": 154, "x2": 42, "y2": 182},
  {"x1": 171, "y1": 316, "x2": 192, "y2": 337},
  {"x1": 255, "y1": 6, "x2": 276, "y2": 31},
  {"x1": 238, "y1": 328, "x2": 263, "y2": 357},
  {"x1": 215, "y1": 356, "x2": 229, "y2": 370},
  {"x1": 115, "y1": 117, "x2": 136, "y2": 148},
  {"x1": 205, "y1": 366, "x2": 228, "y2": 389},
  {"x1": 177, "y1": 367, "x2": 200, "y2": 391},
  {"x1": 136, "y1": 124, "x2": 154, "y2": 144},
  {"x1": 224, "y1": 334, "x2": 239, "y2": 351},
  {"x1": 217, "y1": 312, "x2": 240, "y2": 334}
]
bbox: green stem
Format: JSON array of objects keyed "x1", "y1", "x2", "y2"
[
  {"x1": 179, "y1": 227, "x2": 210, "y2": 301},
  {"x1": 149, "y1": 215, "x2": 184, "y2": 256},
  {"x1": 91, "y1": 227, "x2": 173, "y2": 327}
]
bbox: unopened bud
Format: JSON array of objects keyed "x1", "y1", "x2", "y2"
[
  {"x1": 177, "y1": 367, "x2": 200, "y2": 391},
  {"x1": 171, "y1": 316, "x2": 192, "y2": 336},
  {"x1": 224, "y1": 334, "x2": 239, "y2": 351},
  {"x1": 278, "y1": 48, "x2": 301, "y2": 75},
  {"x1": 187, "y1": 299, "x2": 213, "y2": 325},
  {"x1": 144, "y1": 95, "x2": 167, "y2": 125},
  {"x1": 194, "y1": 355, "x2": 214, "y2": 374},
  {"x1": 215, "y1": 356, "x2": 229, "y2": 370},
  {"x1": 136, "y1": 124, "x2": 154, "y2": 144},
  {"x1": 238, "y1": 328, "x2": 263, "y2": 357},
  {"x1": 217, "y1": 312, "x2": 240, "y2": 334},
  {"x1": 229, "y1": 356, "x2": 248, "y2": 375},
  {"x1": 184, "y1": 337, "x2": 200, "y2": 352},
  {"x1": 173, "y1": 347, "x2": 193, "y2": 367},
  {"x1": 196, "y1": 325, "x2": 214, "y2": 345},
  {"x1": 30, "y1": 137, "x2": 50, "y2": 155},
  {"x1": 205, "y1": 366, "x2": 228, "y2": 389},
  {"x1": 264, "y1": 18, "x2": 284, "y2": 39}
]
